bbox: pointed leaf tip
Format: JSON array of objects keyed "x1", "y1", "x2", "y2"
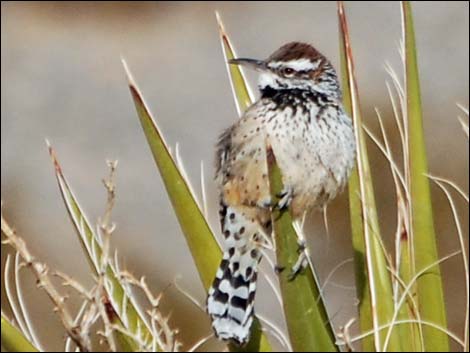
[
  {"x1": 121, "y1": 57, "x2": 137, "y2": 88},
  {"x1": 215, "y1": 11, "x2": 226, "y2": 34},
  {"x1": 338, "y1": 1, "x2": 345, "y2": 16},
  {"x1": 216, "y1": 16, "x2": 255, "y2": 115},
  {"x1": 46, "y1": 140, "x2": 62, "y2": 174}
]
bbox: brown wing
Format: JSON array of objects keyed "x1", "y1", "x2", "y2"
[{"x1": 215, "y1": 105, "x2": 271, "y2": 210}]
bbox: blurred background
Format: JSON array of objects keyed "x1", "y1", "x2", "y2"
[{"x1": 1, "y1": 1, "x2": 468, "y2": 351}]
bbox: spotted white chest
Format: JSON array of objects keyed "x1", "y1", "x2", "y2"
[{"x1": 223, "y1": 98, "x2": 355, "y2": 216}]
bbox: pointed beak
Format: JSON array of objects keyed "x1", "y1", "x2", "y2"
[{"x1": 228, "y1": 58, "x2": 267, "y2": 71}]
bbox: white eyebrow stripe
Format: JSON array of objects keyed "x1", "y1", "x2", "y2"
[{"x1": 269, "y1": 59, "x2": 321, "y2": 71}]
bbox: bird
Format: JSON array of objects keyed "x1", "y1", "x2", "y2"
[{"x1": 207, "y1": 42, "x2": 356, "y2": 345}]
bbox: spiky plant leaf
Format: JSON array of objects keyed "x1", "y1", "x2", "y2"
[
  {"x1": 338, "y1": 2, "x2": 402, "y2": 351},
  {"x1": 1, "y1": 315, "x2": 39, "y2": 352},
  {"x1": 122, "y1": 61, "x2": 271, "y2": 352},
  {"x1": 47, "y1": 144, "x2": 150, "y2": 351},
  {"x1": 267, "y1": 150, "x2": 337, "y2": 352},
  {"x1": 121, "y1": 63, "x2": 220, "y2": 292},
  {"x1": 401, "y1": 2, "x2": 449, "y2": 351},
  {"x1": 216, "y1": 12, "x2": 254, "y2": 116}
]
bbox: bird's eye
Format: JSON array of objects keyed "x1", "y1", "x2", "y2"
[{"x1": 282, "y1": 67, "x2": 295, "y2": 76}]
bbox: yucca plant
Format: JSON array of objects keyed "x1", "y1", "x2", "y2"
[{"x1": 1, "y1": 2, "x2": 468, "y2": 352}]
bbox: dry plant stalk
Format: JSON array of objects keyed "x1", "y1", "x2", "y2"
[
  {"x1": 118, "y1": 271, "x2": 181, "y2": 351},
  {"x1": 1, "y1": 214, "x2": 92, "y2": 352},
  {"x1": 2, "y1": 161, "x2": 181, "y2": 352}
]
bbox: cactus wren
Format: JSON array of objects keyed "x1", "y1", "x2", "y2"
[{"x1": 207, "y1": 42, "x2": 356, "y2": 345}]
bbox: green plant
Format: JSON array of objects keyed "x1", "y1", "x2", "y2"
[{"x1": 1, "y1": 2, "x2": 467, "y2": 352}]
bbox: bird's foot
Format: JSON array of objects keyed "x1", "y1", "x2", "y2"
[
  {"x1": 276, "y1": 185, "x2": 294, "y2": 211},
  {"x1": 288, "y1": 239, "x2": 309, "y2": 281},
  {"x1": 274, "y1": 264, "x2": 285, "y2": 274}
]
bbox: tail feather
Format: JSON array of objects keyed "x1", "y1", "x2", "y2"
[{"x1": 207, "y1": 205, "x2": 263, "y2": 345}]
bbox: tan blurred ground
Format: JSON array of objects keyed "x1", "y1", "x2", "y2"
[{"x1": 1, "y1": 2, "x2": 468, "y2": 351}]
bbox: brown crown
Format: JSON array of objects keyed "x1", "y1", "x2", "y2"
[{"x1": 267, "y1": 42, "x2": 325, "y2": 63}]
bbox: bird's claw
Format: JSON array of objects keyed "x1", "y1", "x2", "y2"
[
  {"x1": 288, "y1": 239, "x2": 308, "y2": 281},
  {"x1": 274, "y1": 265, "x2": 285, "y2": 274},
  {"x1": 276, "y1": 186, "x2": 294, "y2": 211}
]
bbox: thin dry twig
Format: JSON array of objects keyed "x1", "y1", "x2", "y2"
[
  {"x1": 1, "y1": 214, "x2": 92, "y2": 352},
  {"x1": 4, "y1": 255, "x2": 34, "y2": 344},
  {"x1": 96, "y1": 160, "x2": 120, "y2": 351},
  {"x1": 457, "y1": 103, "x2": 469, "y2": 137},
  {"x1": 187, "y1": 333, "x2": 215, "y2": 352},
  {"x1": 12, "y1": 253, "x2": 45, "y2": 351},
  {"x1": 337, "y1": 318, "x2": 356, "y2": 352},
  {"x1": 382, "y1": 251, "x2": 461, "y2": 351},
  {"x1": 119, "y1": 270, "x2": 181, "y2": 351},
  {"x1": 339, "y1": 318, "x2": 464, "y2": 349},
  {"x1": 428, "y1": 176, "x2": 469, "y2": 351}
]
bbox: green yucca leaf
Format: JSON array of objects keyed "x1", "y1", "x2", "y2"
[
  {"x1": 121, "y1": 62, "x2": 220, "y2": 292},
  {"x1": 122, "y1": 61, "x2": 271, "y2": 352},
  {"x1": 338, "y1": 41, "x2": 375, "y2": 353},
  {"x1": 268, "y1": 151, "x2": 337, "y2": 352},
  {"x1": 338, "y1": 2, "x2": 402, "y2": 351},
  {"x1": 338, "y1": 12, "x2": 373, "y2": 350},
  {"x1": 216, "y1": 12, "x2": 254, "y2": 116},
  {"x1": 395, "y1": 230, "x2": 423, "y2": 352},
  {"x1": 402, "y1": 2, "x2": 449, "y2": 351},
  {"x1": 1, "y1": 315, "x2": 39, "y2": 352},
  {"x1": 47, "y1": 144, "x2": 150, "y2": 351}
]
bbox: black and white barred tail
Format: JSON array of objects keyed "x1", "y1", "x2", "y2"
[{"x1": 207, "y1": 205, "x2": 263, "y2": 345}]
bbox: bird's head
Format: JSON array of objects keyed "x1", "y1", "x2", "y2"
[{"x1": 229, "y1": 42, "x2": 340, "y2": 99}]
